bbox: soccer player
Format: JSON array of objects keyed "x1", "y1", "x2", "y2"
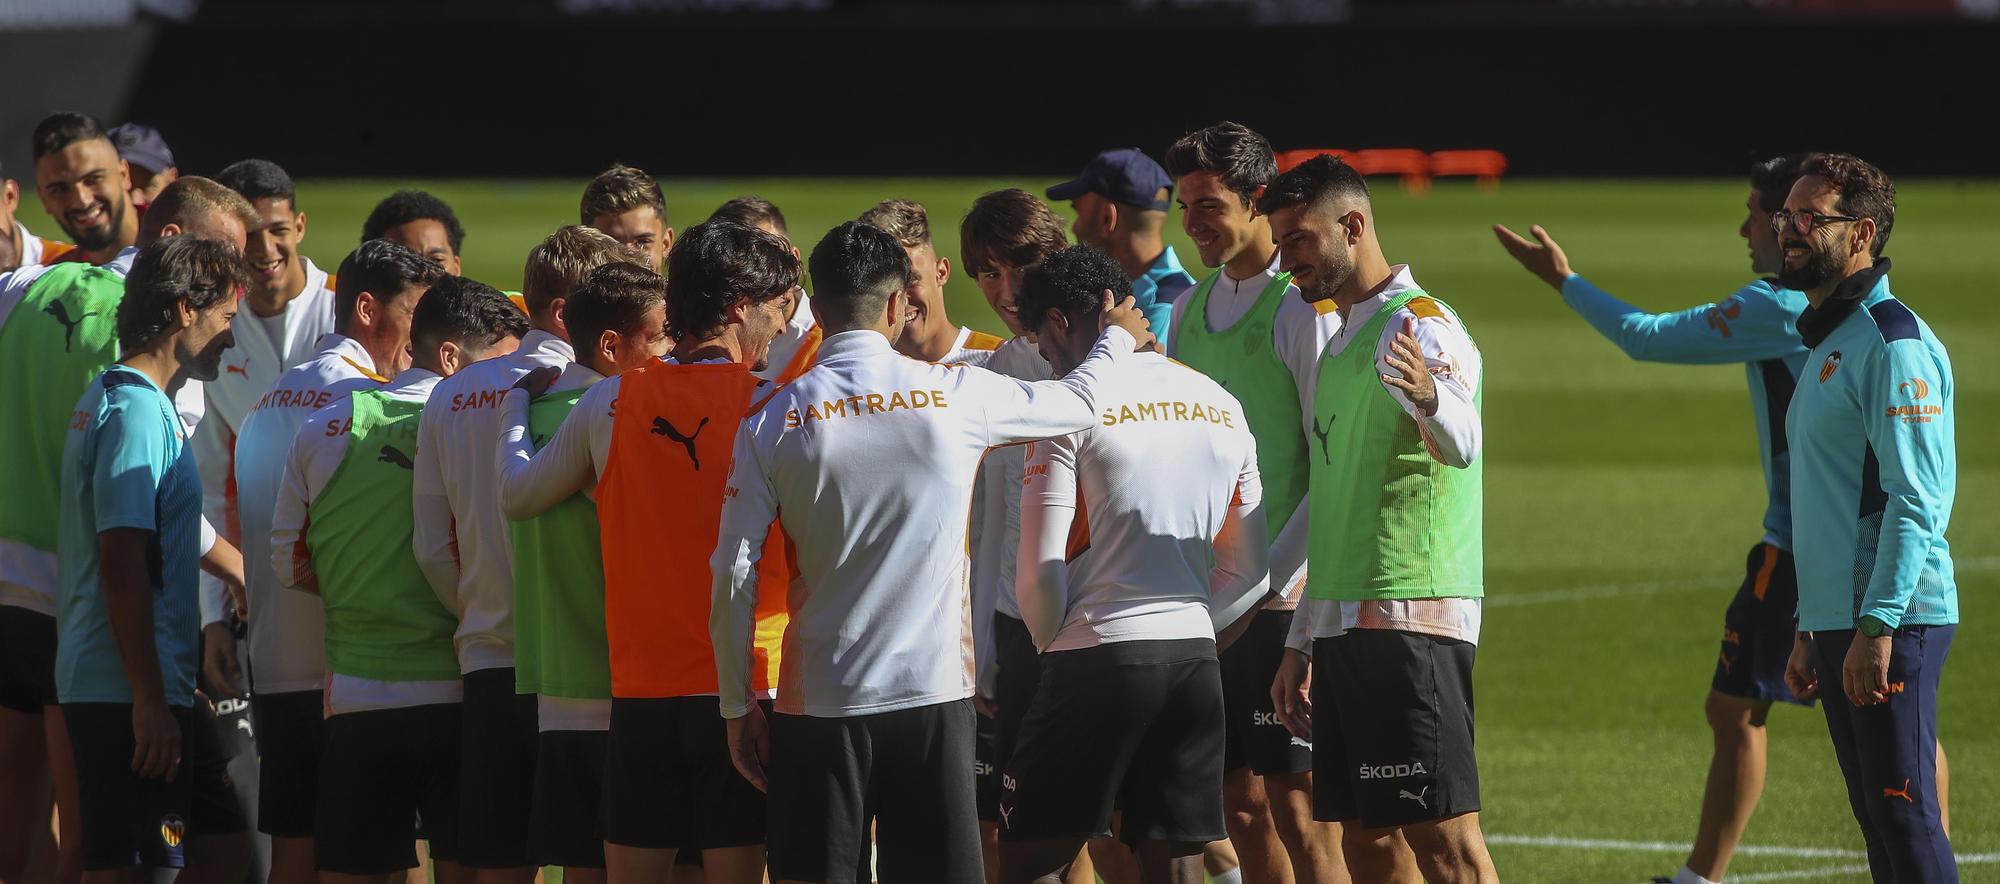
[
  {"x1": 1048, "y1": 148, "x2": 1195, "y2": 343},
  {"x1": 2, "y1": 157, "x2": 75, "y2": 273},
  {"x1": 1775, "y1": 154, "x2": 1958, "y2": 883},
  {"x1": 54, "y1": 236, "x2": 247, "y2": 884},
  {"x1": 709, "y1": 221, "x2": 1151, "y2": 884},
  {"x1": 197, "y1": 158, "x2": 339, "y2": 685},
  {"x1": 29, "y1": 113, "x2": 138, "y2": 267},
  {"x1": 501, "y1": 261, "x2": 670, "y2": 883},
  {"x1": 709, "y1": 196, "x2": 817, "y2": 381},
  {"x1": 999, "y1": 245, "x2": 1268, "y2": 884},
  {"x1": 363, "y1": 190, "x2": 466, "y2": 276},
  {"x1": 1493, "y1": 156, "x2": 1859, "y2": 884},
  {"x1": 1162, "y1": 122, "x2": 1351, "y2": 884},
  {"x1": 269, "y1": 275, "x2": 527, "y2": 884},
  {"x1": 229, "y1": 239, "x2": 445, "y2": 884},
  {"x1": 495, "y1": 229, "x2": 791, "y2": 884},
  {"x1": 581, "y1": 164, "x2": 673, "y2": 273},
  {"x1": 1261, "y1": 156, "x2": 1498, "y2": 884},
  {"x1": 0, "y1": 175, "x2": 256, "y2": 884},
  {"x1": 106, "y1": 124, "x2": 177, "y2": 215},
  {"x1": 414, "y1": 225, "x2": 629, "y2": 884}
]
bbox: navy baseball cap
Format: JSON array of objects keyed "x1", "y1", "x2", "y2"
[
  {"x1": 108, "y1": 123, "x2": 175, "y2": 174},
  {"x1": 1047, "y1": 148, "x2": 1173, "y2": 211}
]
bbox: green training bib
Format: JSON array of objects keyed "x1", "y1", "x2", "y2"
[
  {"x1": 510, "y1": 387, "x2": 613, "y2": 699},
  {"x1": 0, "y1": 264, "x2": 126, "y2": 555}
]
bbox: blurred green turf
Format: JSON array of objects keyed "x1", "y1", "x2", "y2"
[{"x1": 290, "y1": 177, "x2": 1997, "y2": 884}]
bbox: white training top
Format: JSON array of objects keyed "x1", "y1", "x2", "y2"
[
  {"x1": 1284, "y1": 265, "x2": 1485, "y2": 651},
  {"x1": 756, "y1": 289, "x2": 818, "y2": 381},
  {"x1": 0, "y1": 246, "x2": 207, "y2": 616},
  {"x1": 1018, "y1": 351, "x2": 1270, "y2": 652},
  {"x1": 196, "y1": 257, "x2": 337, "y2": 626},
  {"x1": 231, "y1": 333, "x2": 382, "y2": 694},
  {"x1": 1167, "y1": 252, "x2": 1341, "y2": 611},
  {"x1": 10, "y1": 221, "x2": 64, "y2": 269},
  {"x1": 413, "y1": 329, "x2": 575, "y2": 675},
  {"x1": 710, "y1": 326, "x2": 1138, "y2": 719},
  {"x1": 271, "y1": 369, "x2": 461, "y2": 715}
]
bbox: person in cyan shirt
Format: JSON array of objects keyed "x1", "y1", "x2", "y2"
[
  {"x1": 1048, "y1": 148, "x2": 1195, "y2": 345},
  {"x1": 1777, "y1": 154, "x2": 1958, "y2": 884},
  {"x1": 56, "y1": 236, "x2": 247, "y2": 879}
]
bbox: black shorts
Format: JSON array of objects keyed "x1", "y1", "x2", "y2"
[
  {"x1": 530, "y1": 728, "x2": 608, "y2": 867},
  {"x1": 975, "y1": 711, "x2": 999, "y2": 822},
  {"x1": 1311, "y1": 629, "x2": 1481, "y2": 828},
  {"x1": 0, "y1": 606, "x2": 55, "y2": 713},
  {"x1": 185, "y1": 698, "x2": 251, "y2": 838},
  {"x1": 458, "y1": 667, "x2": 538, "y2": 868},
  {"x1": 251, "y1": 688, "x2": 324, "y2": 838},
  {"x1": 768, "y1": 699, "x2": 982, "y2": 884},
  {"x1": 1714, "y1": 542, "x2": 1809, "y2": 706},
  {"x1": 1000, "y1": 639, "x2": 1225, "y2": 846},
  {"x1": 983, "y1": 614, "x2": 1039, "y2": 822},
  {"x1": 601, "y1": 696, "x2": 766, "y2": 850},
  {"x1": 63, "y1": 702, "x2": 241, "y2": 870},
  {"x1": 1221, "y1": 609, "x2": 1313, "y2": 776},
  {"x1": 315, "y1": 703, "x2": 462, "y2": 874}
]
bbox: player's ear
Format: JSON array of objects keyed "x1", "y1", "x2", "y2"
[
  {"x1": 661, "y1": 227, "x2": 676, "y2": 254},
  {"x1": 936, "y1": 255, "x2": 951, "y2": 288},
  {"x1": 598, "y1": 329, "x2": 620, "y2": 365},
  {"x1": 292, "y1": 209, "x2": 307, "y2": 245},
  {"x1": 439, "y1": 339, "x2": 465, "y2": 375},
  {"x1": 1853, "y1": 219, "x2": 1876, "y2": 259},
  {"x1": 1247, "y1": 185, "x2": 1266, "y2": 218},
  {"x1": 156, "y1": 222, "x2": 185, "y2": 239},
  {"x1": 354, "y1": 291, "x2": 378, "y2": 329},
  {"x1": 548, "y1": 297, "x2": 568, "y2": 337}
]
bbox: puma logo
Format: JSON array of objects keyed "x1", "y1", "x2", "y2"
[
  {"x1": 1882, "y1": 778, "x2": 1914, "y2": 804},
  {"x1": 1399, "y1": 786, "x2": 1429, "y2": 809},
  {"x1": 652, "y1": 416, "x2": 709, "y2": 469},
  {"x1": 225, "y1": 363, "x2": 249, "y2": 377},
  {"x1": 44, "y1": 301, "x2": 98, "y2": 352},
  {"x1": 1312, "y1": 414, "x2": 1334, "y2": 464},
  {"x1": 378, "y1": 445, "x2": 414, "y2": 469}
]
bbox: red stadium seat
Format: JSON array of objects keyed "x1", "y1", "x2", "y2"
[
  {"x1": 1348, "y1": 149, "x2": 1433, "y2": 193},
  {"x1": 1430, "y1": 149, "x2": 1509, "y2": 192},
  {"x1": 1275, "y1": 149, "x2": 1350, "y2": 173}
]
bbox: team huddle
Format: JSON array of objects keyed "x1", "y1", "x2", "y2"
[{"x1": 0, "y1": 111, "x2": 1961, "y2": 884}]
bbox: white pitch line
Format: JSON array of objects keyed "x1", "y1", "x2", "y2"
[
  {"x1": 1730, "y1": 865, "x2": 1875, "y2": 882},
  {"x1": 1490, "y1": 834, "x2": 2000, "y2": 866}
]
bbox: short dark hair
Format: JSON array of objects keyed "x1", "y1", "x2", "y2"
[
  {"x1": 1017, "y1": 246, "x2": 1130, "y2": 335},
  {"x1": 1255, "y1": 154, "x2": 1371, "y2": 218},
  {"x1": 858, "y1": 199, "x2": 931, "y2": 248},
  {"x1": 1798, "y1": 153, "x2": 1896, "y2": 257},
  {"x1": 362, "y1": 190, "x2": 465, "y2": 255},
  {"x1": 708, "y1": 197, "x2": 789, "y2": 239},
  {"x1": 411, "y1": 275, "x2": 530, "y2": 358},
  {"x1": 808, "y1": 221, "x2": 915, "y2": 330},
  {"x1": 117, "y1": 237, "x2": 248, "y2": 352},
  {"x1": 213, "y1": 158, "x2": 298, "y2": 210},
  {"x1": 565, "y1": 262, "x2": 666, "y2": 357},
  {"x1": 959, "y1": 189, "x2": 1068, "y2": 276},
  {"x1": 579, "y1": 164, "x2": 666, "y2": 225},
  {"x1": 333, "y1": 239, "x2": 445, "y2": 335},
  {"x1": 31, "y1": 112, "x2": 110, "y2": 160},
  {"x1": 664, "y1": 220, "x2": 800, "y2": 341},
  {"x1": 1164, "y1": 121, "x2": 1277, "y2": 208}
]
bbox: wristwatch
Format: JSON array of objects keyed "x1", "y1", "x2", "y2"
[{"x1": 1858, "y1": 615, "x2": 1892, "y2": 638}]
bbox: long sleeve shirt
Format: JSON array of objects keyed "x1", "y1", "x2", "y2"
[
  {"x1": 412, "y1": 329, "x2": 575, "y2": 674},
  {"x1": 709, "y1": 326, "x2": 1137, "y2": 719},
  {"x1": 1787, "y1": 262, "x2": 1957, "y2": 631},
  {"x1": 1287, "y1": 266, "x2": 1484, "y2": 651},
  {"x1": 1167, "y1": 252, "x2": 1342, "y2": 611},
  {"x1": 1560, "y1": 274, "x2": 1809, "y2": 550},
  {"x1": 1016, "y1": 351, "x2": 1269, "y2": 652}
]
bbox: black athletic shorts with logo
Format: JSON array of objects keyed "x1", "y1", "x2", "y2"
[
  {"x1": 601, "y1": 696, "x2": 767, "y2": 850},
  {"x1": 251, "y1": 688, "x2": 324, "y2": 838},
  {"x1": 1000, "y1": 638, "x2": 1225, "y2": 846},
  {"x1": 768, "y1": 699, "x2": 982, "y2": 884},
  {"x1": 64, "y1": 702, "x2": 243, "y2": 870},
  {"x1": 315, "y1": 703, "x2": 462, "y2": 874},
  {"x1": 1221, "y1": 609, "x2": 1313, "y2": 775},
  {"x1": 530, "y1": 727, "x2": 609, "y2": 868},
  {"x1": 458, "y1": 667, "x2": 538, "y2": 868},
  {"x1": 0, "y1": 606, "x2": 55, "y2": 712},
  {"x1": 1713, "y1": 542, "x2": 1810, "y2": 706},
  {"x1": 1311, "y1": 629, "x2": 1481, "y2": 828},
  {"x1": 980, "y1": 613, "x2": 1040, "y2": 823}
]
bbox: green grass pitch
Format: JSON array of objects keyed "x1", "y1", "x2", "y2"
[{"x1": 289, "y1": 176, "x2": 1999, "y2": 883}]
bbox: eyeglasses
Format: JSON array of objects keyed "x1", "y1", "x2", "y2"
[{"x1": 1772, "y1": 209, "x2": 1862, "y2": 238}]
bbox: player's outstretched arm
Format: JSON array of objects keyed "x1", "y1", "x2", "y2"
[
  {"x1": 976, "y1": 292, "x2": 1147, "y2": 447},
  {"x1": 495, "y1": 382, "x2": 603, "y2": 521},
  {"x1": 1493, "y1": 223, "x2": 1573, "y2": 291},
  {"x1": 1016, "y1": 438, "x2": 1079, "y2": 651}
]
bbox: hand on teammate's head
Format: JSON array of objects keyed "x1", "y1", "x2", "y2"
[{"x1": 1098, "y1": 290, "x2": 1156, "y2": 350}]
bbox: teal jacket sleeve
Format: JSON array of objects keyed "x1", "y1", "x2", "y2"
[
  {"x1": 1559, "y1": 275, "x2": 1806, "y2": 364},
  {"x1": 1858, "y1": 340, "x2": 1954, "y2": 627},
  {"x1": 1144, "y1": 301, "x2": 1174, "y2": 352}
]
